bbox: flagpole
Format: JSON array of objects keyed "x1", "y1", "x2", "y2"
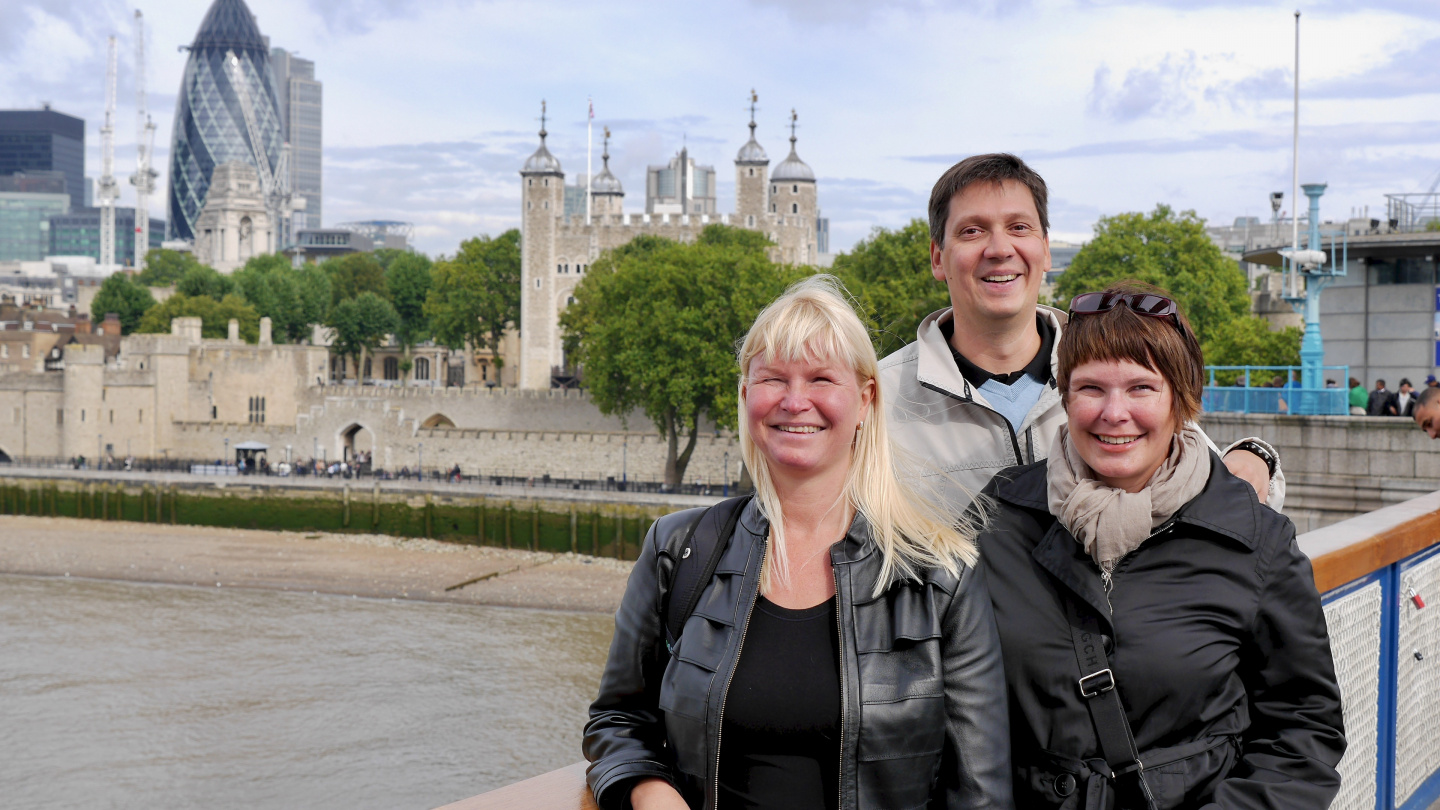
[
  {"x1": 586, "y1": 98, "x2": 594, "y2": 225},
  {"x1": 1289, "y1": 10, "x2": 1300, "y2": 299}
]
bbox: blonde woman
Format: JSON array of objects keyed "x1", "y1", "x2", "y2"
[{"x1": 584, "y1": 275, "x2": 1011, "y2": 810}]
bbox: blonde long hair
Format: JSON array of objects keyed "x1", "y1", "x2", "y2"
[{"x1": 737, "y1": 275, "x2": 980, "y2": 595}]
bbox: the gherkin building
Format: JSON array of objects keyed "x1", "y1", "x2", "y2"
[{"x1": 166, "y1": 0, "x2": 282, "y2": 241}]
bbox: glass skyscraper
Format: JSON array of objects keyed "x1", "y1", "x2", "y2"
[
  {"x1": 0, "y1": 107, "x2": 85, "y2": 211},
  {"x1": 271, "y1": 48, "x2": 323, "y2": 229},
  {"x1": 49, "y1": 208, "x2": 165, "y2": 264},
  {"x1": 166, "y1": 0, "x2": 283, "y2": 242}
]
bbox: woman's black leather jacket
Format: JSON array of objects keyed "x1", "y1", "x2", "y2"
[{"x1": 583, "y1": 498, "x2": 1013, "y2": 810}]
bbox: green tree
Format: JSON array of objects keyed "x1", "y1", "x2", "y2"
[
  {"x1": 324, "y1": 252, "x2": 387, "y2": 307},
  {"x1": 176, "y1": 264, "x2": 237, "y2": 300},
  {"x1": 1054, "y1": 205, "x2": 1250, "y2": 348},
  {"x1": 831, "y1": 219, "x2": 950, "y2": 357},
  {"x1": 137, "y1": 248, "x2": 206, "y2": 287},
  {"x1": 90, "y1": 273, "x2": 157, "y2": 334},
  {"x1": 387, "y1": 252, "x2": 434, "y2": 351},
  {"x1": 230, "y1": 255, "x2": 333, "y2": 343},
  {"x1": 135, "y1": 293, "x2": 261, "y2": 342},
  {"x1": 372, "y1": 247, "x2": 411, "y2": 272},
  {"x1": 327, "y1": 291, "x2": 399, "y2": 381},
  {"x1": 1203, "y1": 316, "x2": 1303, "y2": 384},
  {"x1": 426, "y1": 229, "x2": 520, "y2": 373},
  {"x1": 561, "y1": 224, "x2": 800, "y2": 488}
]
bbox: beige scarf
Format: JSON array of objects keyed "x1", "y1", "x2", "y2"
[{"x1": 1046, "y1": 424, "x2": 1211, "y2": 571}]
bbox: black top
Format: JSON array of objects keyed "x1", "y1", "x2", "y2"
[
  {"x1": 941, "y1": 313, "x2": 1055, "y2": 389},
  {"x1": 717, "y1": 595, "x2": 840, "y2": 810}
]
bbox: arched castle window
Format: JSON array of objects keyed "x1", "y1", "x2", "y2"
[
  {"x1": 791, "y1": 203, "x2": 798, "y2": 214},
  {"x1": 544, "y1": 178, "x2": 550, "y2": 187},
  {"x1": 792, "y1": 184, "x2": 798, "y2": 194},
  {"x1": 747, "y1": 215, "x2": 755, "y2": 227},
  {"x1": 543, "y1": 201, "x2": 549, "y2": 209},
  {"x1": 771, "y1": 185, "x2": 777, "y2": 195},
  {"x1": 535, "y1": 278, "x2": 542, "y2": 289},
  {"x1": 567, "y1": 296, "x2": 575, "y2": 305},
  {"x1": 748, "y1": 168, "x2": 755, "y2": 177},
  {"x1": 415, "y1": 357, "x2": 431, "y2": 381},
  {"x1": 557, "y1": 263, "x2": 563, "y2": 274},
  {"x1": 528, "y1": 178, "x2": 533, "y2": 187},
  {"x1": 770, "y1": 203, "x2": 776, "y2": 213},
  {"x1": 527, "y1": 201, "x2": 532, "y2": 210}
]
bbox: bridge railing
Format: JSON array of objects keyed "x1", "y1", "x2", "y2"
[{"x1": 438, "y1": 490, "x2": 1440, "y2": 810}]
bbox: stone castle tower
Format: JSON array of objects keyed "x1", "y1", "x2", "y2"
[{"x1": 517, "y1": 97, "x2": 820, "y2": 390}]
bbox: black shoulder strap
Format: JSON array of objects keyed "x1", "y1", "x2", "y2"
[
  {"x1": 663, "y1": 495, "x2": 750, "y2": 650},
  {"x1": 1063, "y1": 595, "x2": 1158, "y2": 810}
]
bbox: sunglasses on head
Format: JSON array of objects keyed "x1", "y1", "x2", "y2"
[{"x1": 1068, "y1": 292, "x2": 1180, "y2": 327}]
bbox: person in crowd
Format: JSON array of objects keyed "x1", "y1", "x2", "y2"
[
  {"x1": 974, "y1": 281, "x2": 1345, "y2": 808},
  {"x1": 585, "y1": 276, "x2": 1011, "y2": 810},
  {"x1": 1349, "y1": 377, "x2": 1368, "y2": 415},
  {"x1": 1367, "y1": 379, "x2": 1392, "y2": 416},
  {"x1": 1325, "y1": 378, "x2": 1338, "y2": 388},
  {"x1": 877, "y1": 153, "x2": 1283, "y2": 514},
  {"x1": 1394, "y1": 379, "x2": 1416, "y2": 417},
  {"x1": 1411, "y1": 385, "x2": 1440, "y2": 438}
]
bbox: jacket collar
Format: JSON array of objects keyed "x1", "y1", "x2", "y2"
[
  {"x1": 739, "y1": 496, "x2": 879, "y2": 565},
  {"x1": 914, "y1": 305, "x2": 1068, "y2": 403},
  {"x1": 989, "y1": 450, "x2": 1262, "y2": 550}
]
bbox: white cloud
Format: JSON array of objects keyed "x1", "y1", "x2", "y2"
[{"x1": 2, "y1": 0, "x2": 1437, "y2": 256}]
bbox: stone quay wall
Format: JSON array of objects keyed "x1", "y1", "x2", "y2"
[{"x1": 1199, "y1": 412, "x2": 1440, "y2": 532}]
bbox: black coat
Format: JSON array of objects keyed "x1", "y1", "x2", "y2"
[
  {"x1": 1367, "y1": 388, "x2": 1392, "y2": 416},
  {"x1": 583, "y1": 499, "x2": 1013, "y2": 810},
  {"x1": 974, "y1": 457, "x2": 1345, "y2": 809}
]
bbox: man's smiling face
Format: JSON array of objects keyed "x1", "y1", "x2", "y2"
[{"x1": 930, "y1": 179, "x2": 1051, "y2": 327}]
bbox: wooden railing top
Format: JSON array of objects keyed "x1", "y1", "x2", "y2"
[
  {"x1": 444, "y1": 490, "x2": 1440, "y2": 810},
  {"x1": 435, "y1": 761, "x2": 596, "y2": 810},
  {"x1": 1299, "y1": 488, "x2": 1440, "y2": 593}
]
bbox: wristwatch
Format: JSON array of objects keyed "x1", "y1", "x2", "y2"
[{"x1": 1229, "y1": 439, "x2": 1277, "y2": 479}]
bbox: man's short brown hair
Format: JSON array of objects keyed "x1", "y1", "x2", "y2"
[
  {"x1": 928, "y1": 153, "x2": 1049, "y2": 246},
  {"x1": 1056, "y1": 280, "x2": 1204, "y2": 428}
]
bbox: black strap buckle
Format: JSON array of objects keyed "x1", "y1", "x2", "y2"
[{"x1": 1078, "y1": 668, "x2": 1115, "y2": 698}]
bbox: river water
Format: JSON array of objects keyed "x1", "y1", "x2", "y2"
[{"x1": 1, "y1": 574, "x2": 615, "y2": 809}]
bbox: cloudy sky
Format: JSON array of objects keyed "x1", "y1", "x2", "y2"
[{"x1": 3, "y1": 0, "x2": 1437, "y2": 256}]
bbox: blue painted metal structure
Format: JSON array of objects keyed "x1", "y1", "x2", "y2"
[
  {"x1": 1202, "y1": 364, "x2": 1350, "y2": 415},
  {"x1": 1281, "y1": 183, "x2": 1350, "y2": 393}
]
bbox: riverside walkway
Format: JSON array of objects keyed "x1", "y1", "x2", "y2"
[{"x1": 444, "y1": 488, "x2": 1440, "y2": 810}]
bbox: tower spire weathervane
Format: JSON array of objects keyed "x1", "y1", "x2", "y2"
[
  {"x1": 603, "y1": 126, "x2": 611, "y2": 165},
  {"x1": 789, "y1": 108, "x2": 797, "y2": 148},
  {"x1": 749, "y1": 89, "x2": 758, "y2": 137},
  {"x1": 539, "y1": 99, "x2": 548, "y2": 140}
]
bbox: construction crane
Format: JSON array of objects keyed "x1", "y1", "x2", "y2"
[
  {"x1": 129, "y1": 10, "x2": 157, "y2": 270},
  {"x1": 223, "y1": 50, "x2": 298, "y2": 252},
  {"x1": 97, "y1": 36, "x2": 120, "y2": 269}
]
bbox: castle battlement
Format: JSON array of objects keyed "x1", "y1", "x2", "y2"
[{"x1": 517, "y1": 99, "x2": 821, "y2": 389}]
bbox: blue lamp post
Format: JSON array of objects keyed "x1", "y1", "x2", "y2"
[{"x1": 1281, "y1": 182, "x2": 1348, "y2": 413}]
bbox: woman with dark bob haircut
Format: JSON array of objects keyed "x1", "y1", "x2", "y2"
[{"x1": 971, "y1": 280, "x2": 1346, "y2": 809}]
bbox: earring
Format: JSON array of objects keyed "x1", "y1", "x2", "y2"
[{"x1": 856, "y1": 421, "x2": 864, "y2": 431}]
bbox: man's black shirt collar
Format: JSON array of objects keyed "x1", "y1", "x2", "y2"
[{"x1": 940, "y1": 313, "x2": 1055, "y2": 389}]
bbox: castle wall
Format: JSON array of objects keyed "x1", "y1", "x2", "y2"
[{"x1": 0, "y1": 374, "x2": 62, "y2": 458}]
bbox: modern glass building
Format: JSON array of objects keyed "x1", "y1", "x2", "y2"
[
  {"x1": 0, "y1": 107, "x2": 85, "y2": 211},
  {"x1": 167, "y1": 0, "x2": 283, "y2": 242},
  {"x1": 49, "y1": 208, "x2": 165, "y2": 265},
  {"x1": 0, "y1": 192, "x2": 69, "y2": 261},
  {"x1": 271, "y1": 47, "x2": 323, "y2": 229}
]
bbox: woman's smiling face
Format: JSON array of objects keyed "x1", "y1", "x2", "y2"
[
  {"x1": 743, "y1": 354, "x2": 873, "y2": 487},
  {"x1": 1066, "y1": 358, "x2": 1176, "y2": 493}
]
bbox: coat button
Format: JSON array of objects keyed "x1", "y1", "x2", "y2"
[
  {"x1": 1054, "y1": 773, "x2": 1077, "y2": 797},
  {"x1": 1101, "y1": 634, "x2": 1114, "y2": 655}
]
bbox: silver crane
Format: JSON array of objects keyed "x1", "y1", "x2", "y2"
[
  {"x1": 129, "y1": 10, "x2": 157, "y2": 270},
  {"x1": 97, "y1": 36, "x2": 120, "y2": 269}
]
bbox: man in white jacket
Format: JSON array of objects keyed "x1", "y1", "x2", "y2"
[{"x1": 877, "y1": 153, "x2": 1282, "y2": 510}]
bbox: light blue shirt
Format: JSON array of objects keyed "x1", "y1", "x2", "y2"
[{"x1": 978, "y1": 374, "x2": 1048, "y2": 434}]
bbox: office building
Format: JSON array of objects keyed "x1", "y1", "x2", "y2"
[
  {"x1": 0, "y1": 107, "x2": 85, "y2": 211},
  {"x1": 0, "y1": 175, "x2": 69, "y2": 261},
  {"x1": 48, "y1": 208, "x2": 165, "y2": 266},
  {"x1": 645, "y1": 148, "x2": 717, "y2": 216},
  {"x1": 167, "y1": 0, "x2": 283, "y2": 242},
  {"x1": 271, "y1": 47, "x2": 323, "y2": 229}
]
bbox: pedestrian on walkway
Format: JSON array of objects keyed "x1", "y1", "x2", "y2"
[
  {"x1": 1349, "y1": 377, "x2": 1368, "y2": 415},
  {"x1": 1367, "y1": 379, "x2": 1392, "y2": 416}
]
